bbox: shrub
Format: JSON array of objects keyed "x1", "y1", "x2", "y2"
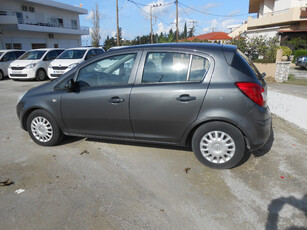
[
  {"x1": 253, "y1": 59, "x2": 276, "y2": 63},
  {"x1": 294, "y1": 49, "x2": 307, "y2": 60},
  {"x1": 278, "y1": 46, "x2": 292, "y2": 57}
]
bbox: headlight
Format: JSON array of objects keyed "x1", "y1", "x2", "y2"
[
  {"x1": 24, "y1": 63, "x2": 36, "y2": 69},
  {"x1": 48, "y1": 64, "x2": 52, "y2": 68},
  {"x1": 17, "y1": 90, "x2": 28, "y2": 103},
  {"x1": 68, "y1": 63, "x2": 78, "y2": 69},
  {"x1": 8, "y1": 64, "x2": 12, "y2": 69}
]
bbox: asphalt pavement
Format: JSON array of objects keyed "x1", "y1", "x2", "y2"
[{"x1": 0, "y1": 79, "x2": 306, "y2": 230}]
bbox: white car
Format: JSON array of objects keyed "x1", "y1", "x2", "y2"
[
  {"x1": 47, "y1": 47, "x2": 105, "y2": 79},
  {"x1": 0, "y1": 50, "x2": 25, "y2": 80},
  {"x1": 8, "y1": 48, "x2": 64, "y2": 81}
]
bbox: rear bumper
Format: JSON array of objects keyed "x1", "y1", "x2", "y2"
[{"x1": 239, "y1": 105, "x2": 272, "y2": 151}]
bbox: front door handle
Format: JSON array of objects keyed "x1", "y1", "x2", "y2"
[
  {"x1": 176, "y1": 94, "x2": 196, "y2": 102},
  {"x1": 109, "y1": 97, "x2": 125, "y2": 104}
]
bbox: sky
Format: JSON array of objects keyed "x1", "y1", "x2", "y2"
[{"x1": 60, "y1": 0, "x2": 256, "y2": 45}]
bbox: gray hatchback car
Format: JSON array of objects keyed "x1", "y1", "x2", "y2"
[{"x1": 17, "y1": 43, "x2": 273, "y2": 169}]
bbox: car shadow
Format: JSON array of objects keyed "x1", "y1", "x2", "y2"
[
  {"x1": 85, "y1": 137, "x2": 191, "y2": 152},
  {"x1": 58, "y1": 136, "x2": 84, "y2": 146},
  {"x1": 265, "y1": 194, "x2": 307, "y2": 230}
]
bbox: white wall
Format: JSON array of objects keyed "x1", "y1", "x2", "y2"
[
  {"x1": 268, "y1": 90, "x2": 307, "y2": 132},
  {"x1": 274, "y1": 0, "x2": 307, "y2": 11},
  {"x1": 2, "y1": 30, "x2": 81, "y2": 50}
]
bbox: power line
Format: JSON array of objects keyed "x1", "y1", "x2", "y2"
[
  {"x1": 179, "y1": 4, "x2": 204, "y2": 32},
  {"x1": 127, "y1": 0, "x2": 174, "y2": 26},
  {"x1": 179, "y1": 1, "x2": 252, "y2": 17}
]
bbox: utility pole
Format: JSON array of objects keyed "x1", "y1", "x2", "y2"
[
  {"x1": 150, "y1": 4, "x2": 161, "y2": 44},
  {"x1": 150, "y1": 5, "x2": 153, "y2": 44},
  {"x1": 116, "y1": 0, "x2": 119, "y2": 46},
  {"x1": 176, "y1": 0, "x2": 178, "y2": 42}
]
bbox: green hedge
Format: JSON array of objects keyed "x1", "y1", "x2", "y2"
[
  {"x1": 294, "y1": 49, "x2": 307, "y2": 60},
  {"x1": 253, "y1": 59, "x2": 276, "y2": 63}
]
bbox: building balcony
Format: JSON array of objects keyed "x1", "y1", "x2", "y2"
[
  {"x1": 247, "y1": 7, "x2": 306, "y2": 29},
  {"x1": 0, "y1": 10, "x2": 89, "y2": 35}
]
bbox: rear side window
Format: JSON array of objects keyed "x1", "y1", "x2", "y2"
[
  {"x1": 231, "y1": 51, "x2": 260, "y2": 80},
  {"x1": 142, "y1": 52, "x2": 209, "y2": 83}
]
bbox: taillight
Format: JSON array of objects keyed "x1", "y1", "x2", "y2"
[{"x1": 235, "y1": 82, "x2": 266, "y2": 107}]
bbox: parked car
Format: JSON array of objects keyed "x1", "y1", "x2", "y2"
[
  {"x1": 16, "y1": 43, "x2": 273, "y2": 169},
  {"x1": 295, "y1": 56, "x2": 307, "y2": 69},
  {"x1": 47, "y1": 47, "x2": 105, "y2": 79},
  {"x1": 0, "y1": 50, "x2": 25, "y2": 80},
  {"x1": 8, "y1": 48, "x2": 65, "y2": 81}
]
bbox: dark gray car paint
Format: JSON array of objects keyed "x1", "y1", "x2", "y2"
[{"x1": 17, "y1": 43, "x2": 271, "y2": 150}]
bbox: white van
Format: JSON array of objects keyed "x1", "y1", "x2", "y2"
[
  {"x1": 0, "y1": 50, "x2": 25, "y2": 80},
  {"x1": 8, "y1": 48, "x2": 64, "y2": 81},
  {"x1": 47, "y1": 47, "x2": 104, "y2": 79}
]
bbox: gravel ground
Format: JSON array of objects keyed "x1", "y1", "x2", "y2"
[{"x1": 0, "y1": 79, "x2": 306, "y2": 230}]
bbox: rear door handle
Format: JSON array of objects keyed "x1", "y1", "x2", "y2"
[
  {"x1": 176, "y1": 94, "x2": 196, "y2": 102},
  {"x1": 109, "y1": 97, "x2": 125, "y2": 104}
]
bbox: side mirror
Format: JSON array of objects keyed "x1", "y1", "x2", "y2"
[
  {"x1": 65, "y1": 79, "x2": 78, "y2": 92},
  {"x1": 261, "y1": 72, "x2": 266, "y2": 79}
]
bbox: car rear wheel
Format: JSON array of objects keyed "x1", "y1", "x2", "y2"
[
  {"x1": 36, "y1": 69, "x2": 46, "y2": 81},
  {"x1": 192, "y1": 122, "x2": 245, "y2": 169},
  {"x1": 27, "y1": 109, "x2": 64, "y2": 146}
]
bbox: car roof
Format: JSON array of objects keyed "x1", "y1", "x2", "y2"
[
  {"x1": 0, "y1": 49, "x2": 25, "y2": 52},
  {"x1": 107, "y1": 43, "x2": 236, "y2": 54},
  {"x1": 26, "y1": 48, "x2": 64, "y2": 52},
  {"x1": 65, "y1": 47, "x2": 101, "y2": 51}
]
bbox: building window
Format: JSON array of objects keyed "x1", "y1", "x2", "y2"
[
  {"x1": 13, "y1": 43, "x2": 22, "y2": 49},
  {"x1": 29, "y1": 7, "x2": 35, "y2": 12},
  {"x1": 71, "y1": 20, "x2": 77, "y2": 29},
  {"x1": 54, "y1": 44, "x2": 59, "y2": 48},
  {"x1": 5, "y1": 44, "x2": 12, "y2": 49},
  {"x1": 32, "y1": 43, "x2": 47, "y2": 49},
  {"x1": 51, "y1": 18, "x2": 64, "y2": 28},
  {"x1": 22, "y1": 5, "x2": 28, "y2": 11}
]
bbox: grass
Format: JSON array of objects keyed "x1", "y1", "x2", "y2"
[{"x1": 284, "y1": 77, "x2": 307, "y2": 86}]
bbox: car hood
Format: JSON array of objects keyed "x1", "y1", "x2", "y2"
[
  {"x1": 11, "y1": 59, "x2": 40, "y2": 67},
  {"x1": 50, "y1": 59, "x2": 83, "y2": 67}
]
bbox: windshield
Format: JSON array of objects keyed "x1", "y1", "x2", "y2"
[
  {"x1": 57, "y1": 50, "x2": 86, "y2": 59},
  {"x1": 19, "y1": 51, "x2": 46, "y2": 60}
]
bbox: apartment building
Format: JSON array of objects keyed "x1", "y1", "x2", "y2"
[
  {"x1": 229, "y1": 0, "x2": 307, "y2": 42},
  {"x1": 0, "y1": 0, "x2": 89, "y2": 50}
]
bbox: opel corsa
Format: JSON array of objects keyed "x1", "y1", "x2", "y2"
[{"x1": 17, "y1": 43, "x2": 273, "y2": 169}]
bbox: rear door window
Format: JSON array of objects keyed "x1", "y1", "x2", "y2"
[{"x1": 142, "y1": 52, "x2": 209, "y2": 83}]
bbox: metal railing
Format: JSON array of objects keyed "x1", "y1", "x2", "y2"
[{"x1": 0, "y1": 9, "x2": 88, "y2": 31}]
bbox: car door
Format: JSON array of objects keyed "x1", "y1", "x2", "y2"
[
  {"x1": 130, "y1": 50, "x2": 213, "y2": 143},
  {"x1": 60, "y1": 51, "x2": 141, "y2": 138}
]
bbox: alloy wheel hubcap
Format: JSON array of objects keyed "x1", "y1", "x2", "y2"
[
  {"x1": 200, "y1": 131, "x2": 235, "y2": 164},
  {"x1": 31, "y1": 116, "x2": 53, "y2": 142}
]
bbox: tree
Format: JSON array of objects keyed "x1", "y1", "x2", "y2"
[
  {"x1": 103, "y1": 35, "x2": 116, "y2": 50},
  {"x1": 115, "y1": 27, "x2": 123, "y2": 46},
  {"x1": 181, "y1": 22, "x2": 188, "y2": 39},
  {"x1": 283, "y1": 37, "x2": 307, "y2": 51},
  {"x1": 90, "y1": 3, "x2": 101, "y2": 47}
]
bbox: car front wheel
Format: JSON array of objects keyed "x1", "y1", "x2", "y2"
[
  {"x1": 192, "y1": 122, "x2": 245, "y2": 169},
  {"x1": 36, "y1": 69, "x2": 46, "y2": 81},
  {"x1": 27, "y1": 109, "x2": 63, "y2": 146}
]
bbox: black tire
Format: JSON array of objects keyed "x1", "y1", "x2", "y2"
[
  {"x1": 192, "y1": 122, "x2": 245, "y2": 169},
  {"x1": 27, "y1": 109, "x2": 64, "y2": 146},
  {"x1": 0, "y1": 70, "x2": 4, "y2": 80},
  {"x1": 36, "y1": 69, "x2": 46, "y2": 81}
]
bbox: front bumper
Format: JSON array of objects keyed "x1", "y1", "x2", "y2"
[
  {"x1": 47, "y1": 67, "x2": 69, "y2": 79},
  {"x1": 8, "y1": 68, "x2": 37, "y2": 79}
]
